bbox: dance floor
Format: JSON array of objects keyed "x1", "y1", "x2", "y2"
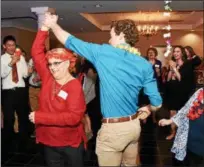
[{"x1": 1, "y1": 107, "x2": 188, "y2": 167}]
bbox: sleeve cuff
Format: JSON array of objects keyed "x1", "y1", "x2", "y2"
[
  {"x1": 171, "y1": 116, "x2": 179, "y2": 127},
  {"x1": 35, "y1": 111, "x2": 46, "y2": 125},
  {"x1": 65, "y1": 35, "x2": 75, "y2": 49},
  {"x1": 150, "y1": 98, "x2": 162, "y2": 108},
  {"x1": 39, "y1": 30, "x2": 49, "y2": 34}
]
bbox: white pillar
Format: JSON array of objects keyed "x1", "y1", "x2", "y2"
[
  {"x1": 31, "y1": 7, "x2": 48, "y2": 29},
  {"x1": 31, "y1": 7, "x2": 55, "y2": 50},
  {"x1": 31, "y1": 7, "x2": 55, "y2": 29}
]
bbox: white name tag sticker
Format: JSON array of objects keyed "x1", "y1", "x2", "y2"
[
  {"x1": 155, "y1": 64, "x2": 160, "y2": 68},
  {"x1": 58, "y1": 90, "x2": 68, "y2": 100}
]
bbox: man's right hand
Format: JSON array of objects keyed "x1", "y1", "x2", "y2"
[
  {"x1": 137, "y1": 106, "x2": 151, "y2": 120},
  {"x1": 10, "y1": 54, "x2": 20, "y2": 66}
]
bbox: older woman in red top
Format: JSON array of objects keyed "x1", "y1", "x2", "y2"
[{"x1": 29, "y1": 25, "x2": 86, "y2": 167}]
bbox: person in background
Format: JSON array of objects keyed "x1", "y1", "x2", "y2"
[
  {"x1": 79, "y1": 60, "x2": 102, "y2": 141},
  {"x1": 146, "y1": 47, "x2": 163, "y2": 123},
  {"x1": 1, "y1": 35, "x2": 30, "y2": 154},
  {"x1": 165, "y1": 46, "x2": 193, "y2": 140},
  {"x1": 28, "y1": 58, "x2": 41, "y2": 111},
  {"x1": 73, "y1": 56, "x2": 94, "y2": 140},
  {"x1": 43, "y1": 13, "x2": 162, "y2": 166},
  {"x1": 27, "y1": 58, "x2": 42, "y2": 138},
  {"x1": 146, "y1": 47, "x2": 162, "y2": 91},
  {"x1": 13, "y1": 47, "x2": 31, "y2": 134},
  {"x1": 184, "y1": 46, "x2": 202, "y2": 93},
  {"x1": 159, "y1": 87, "x2": 204, "y2": 167},
  {"x1": 161, "y1": 66, "x2": 169, "y2": 84},
  {"x1": 29, "y1": 25, "x2": 86, "y2": 167}
]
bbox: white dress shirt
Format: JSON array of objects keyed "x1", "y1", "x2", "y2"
[
  {"x1": 1, "y1": 52, "x2": 28, "y2": 90},
  {"x1": 83, "y1": 75, "x2": 96, "y2": 104},
  {"x1": 28, "y1": 59, "x2": 41, "y2": 87}
]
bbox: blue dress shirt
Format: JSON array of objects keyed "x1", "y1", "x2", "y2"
[{"x1": 65, "y1": 36, "x2": 162, "y2": 118}]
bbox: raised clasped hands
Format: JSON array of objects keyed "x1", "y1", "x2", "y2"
[
  {"x1": 42, "y1": 12, "x2": 58, "y2": 29},
  {"x1": 29, "y1": 111, "x2": 35, "y2": 124}
]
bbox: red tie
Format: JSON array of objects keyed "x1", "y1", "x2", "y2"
[{"x1": 12, "y1": 63, "x2": 19, "y2": 83}]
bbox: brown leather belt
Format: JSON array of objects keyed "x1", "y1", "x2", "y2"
[{"x1": 102, "y1": 112, "x2": 140, "y2": 123}]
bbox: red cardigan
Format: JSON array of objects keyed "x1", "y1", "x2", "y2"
[{"x1": 31, "y1": 30, "x2": 87, "y2": 147}]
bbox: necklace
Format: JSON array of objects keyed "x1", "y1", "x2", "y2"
[
  {"x1": 115, "y1": 44, "x2": 141, "y2": 56},
  {"x1": 52, "y1": 75, "x2": 72, "y2": 100}
]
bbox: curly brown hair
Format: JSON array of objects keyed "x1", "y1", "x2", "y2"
[
  {"x1": 146, "y1": 47, "x2": 158, "y2": 59},
  {"x1": 111, "y1": 19, "x2": 139, "y2": 47}
]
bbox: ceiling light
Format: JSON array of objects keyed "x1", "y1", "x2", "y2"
[
  {"x1": 95, "y1": 4, "x2": 102, "y2": 8},
  {"x1": 137, "y1": 25, "x2": 159, "y2": 39},
  {"x1": 163, "y1": 12, "x2": 171, "y2": 17}
]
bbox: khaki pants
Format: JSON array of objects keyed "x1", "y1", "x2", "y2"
[
  {"x1": 96, "y1": 118, "x2": 141, "y2": 166},
  {"x1": 29, "y1": 87, "x2": 40, "y2": 111}
]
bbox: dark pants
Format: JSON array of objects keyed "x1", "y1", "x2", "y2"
[
  {"x1": 2, "y1": 87, "x2": 30, "y2": 152},
  {"x1": 87, "y1": 98, "x2": 102, "y2": 140},
  {"x1": 184, "y1": 150, "x2": 204, "y2": 167},
  {"x1": 44, "y1": 143, "x2": 84, "y2": 167}
]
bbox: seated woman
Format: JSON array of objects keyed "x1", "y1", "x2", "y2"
[
  {"x1": 29, "y1": 25, "x2": 86, "y2": 167},
  {"x1": 159, "y1": 87, "x2": 204, "y2": 166}
]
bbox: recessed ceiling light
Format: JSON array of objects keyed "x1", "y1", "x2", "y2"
[{"x1": 95, "y1": 4, "x2": 102, "y2": 8}]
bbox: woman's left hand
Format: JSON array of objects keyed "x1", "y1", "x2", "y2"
[
  {"x1": 82, "y1": 114, "x2": 92, "y2": 133},
  {"x1": 29, "y1": 112, "x2": 35, "y2": 124}
]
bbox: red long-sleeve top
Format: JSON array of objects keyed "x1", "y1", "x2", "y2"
[{"x1": 31, "y1": 30, "x2": 87, "y2": 147}]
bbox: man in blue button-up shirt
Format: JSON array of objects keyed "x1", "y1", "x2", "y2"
[{"x1": 43, "y1": 12, "x2": 162, "y2": 166}]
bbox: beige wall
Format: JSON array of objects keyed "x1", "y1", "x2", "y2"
[
  {"x1": 73, "y1": 30, "x2": 203, "y2": 57},
  {"x1": 2, "y1": 27, "x2": 203, "y2": 62}
]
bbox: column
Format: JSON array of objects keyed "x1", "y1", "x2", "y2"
[{"x1": 31, "y1": 7, "x2": 56, "y2": 50}]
